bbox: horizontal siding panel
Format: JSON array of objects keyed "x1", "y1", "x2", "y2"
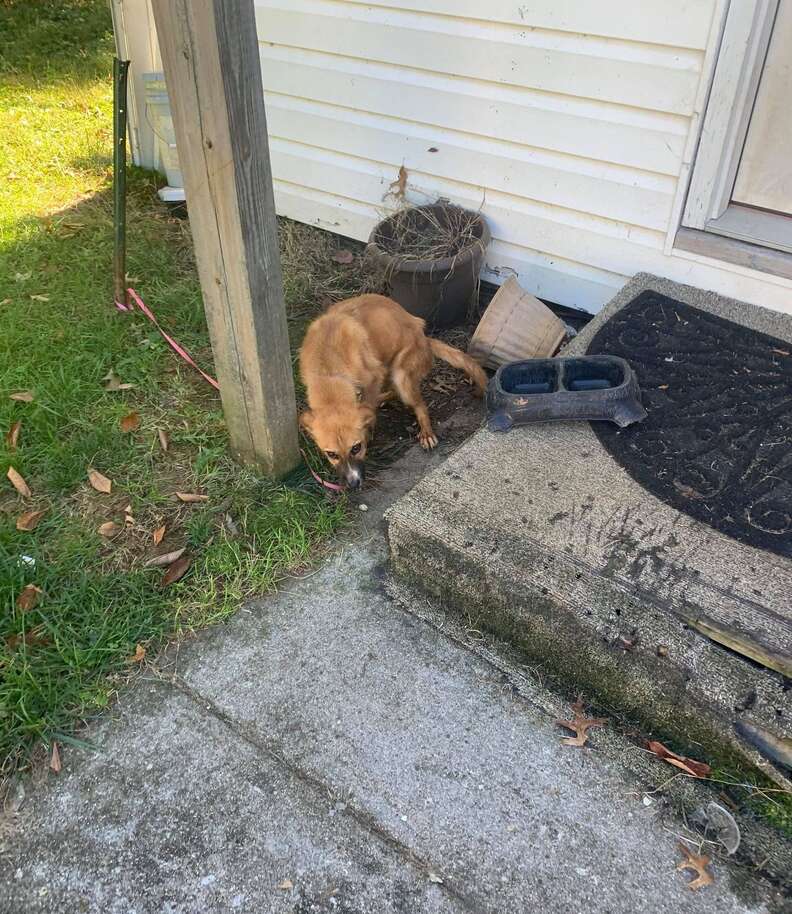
[
  {"x1": 343, "y1": 0, "x2": 716, "y2": 50},
  {"x1": 273, "y1": 181, "x2": 622, "y2": 312},
  {"x1": 256, "y1": 0, "x2": 702, "y2": 114},
  {"x1": 266, "y1": 97, "x2": 675, "y2": 230},
  {"x1": 268, "y1": 140, "x2": 670, "y2": 265},
  {"x1": 274, "y1": 181, "x2": 376, "y2": 238},
  {"x1": 481, "y1": 240, "x2": 623, "y2": 311},
  {"x1": 260, "y1": 51, "x2": 687, "y2": 175}
]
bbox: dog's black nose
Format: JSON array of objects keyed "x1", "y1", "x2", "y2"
[{"x1": 345, "y1": 464, "x2": 364, "y2": 490}]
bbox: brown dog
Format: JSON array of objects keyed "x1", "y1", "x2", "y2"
[{"x1": 299, "y1": 294, "x2": 487, "y2": 488}]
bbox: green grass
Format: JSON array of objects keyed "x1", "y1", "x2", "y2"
[{"x1": 0, "y1": 0, "x2": 349, "y2": 776}]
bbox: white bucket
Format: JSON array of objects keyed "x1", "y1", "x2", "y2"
[{"x1": 143, "y1": 72, "x2": 184, "y2": 190}]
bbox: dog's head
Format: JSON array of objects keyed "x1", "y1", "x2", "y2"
[{"x1": 300, "y1": 404, "x2": 376, "y2": 490}]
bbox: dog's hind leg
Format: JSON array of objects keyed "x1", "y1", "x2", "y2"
[{"x1": 390, "y1": 360, "x2": 437, "y2": 450}]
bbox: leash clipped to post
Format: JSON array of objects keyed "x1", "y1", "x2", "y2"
[{"x1": 113, "y1": 57, "x2": 130, "y2": 311}]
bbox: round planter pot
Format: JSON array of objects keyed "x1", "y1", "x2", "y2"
[{"x1": 366, "y1": 203, "x2": 491, "y2": 329}]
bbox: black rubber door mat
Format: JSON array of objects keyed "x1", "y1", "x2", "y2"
[{"x1": 587, "y1": 290, "x2": 792, "y2": 558}]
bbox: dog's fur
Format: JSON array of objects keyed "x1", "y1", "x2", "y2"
[{"x1": 299, "y1": 294, "x2": 487, "y2": 488}]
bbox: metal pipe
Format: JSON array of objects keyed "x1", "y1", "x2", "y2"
[{"x1": 113, "y1": 58, "x2": 131, "y2": 309}]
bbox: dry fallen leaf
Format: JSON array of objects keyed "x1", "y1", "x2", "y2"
[
  {"x1": 6, "y1": 626, "x2": 50, "y2": 651},
  {"x1": 16, "y1": 584, "x2": 42, "y2": 611},
  {"x1": 153, "y1": 525, "x2": 166, "y2": 545},
  {"x1": 175, "y1": 492, "x2": 209, "y2": 503},
  {"x1": 771, "y1": 348, "x2": 789, "y2": 357},
  {"x1": 388, "y1": 163, "x2": 408, "y2": 200},
  {"x1": 677, "y1": 843, "x2": 714, "y2": 891},
  {"x1": 158, "y1": 428, "x2": 170, "y2": 452},
  {"x1": 6, "y1": 420, "x2": 21, "y2": 450},
  {"x1": 16, "y1": 508, "x2": 46, "y2": 531},
  {"x1": 50, "y1": 742, "x2": 62, "y2": 774},
  {"x1": 144, "y1": 546, "x2": 186, "y2": 568},
  {"x1": 647, "y1": 740, "x2": 711, "y2": 778},
  {"x1": 129, "y1": 643, "x2": 146, "y2": 663},
  {"x1": 7, "y1": 466, "x2": 31, "y2": 498},
  {"x1": 120, "y1": 411, "x2": 140, "y2": 433},
  {"x1": 556, "y1": 696, "x2": 608, "y2": 748},
  {"x1": 161, "y1": 554, "x2": 191, "y2": 587},
  {"x1": 672, "y1": 480, "x2": 705, "y2": 500},
  {"x1": 98, "y1": 521, "x2": 121, "y2": 538},
  {"x1": 332, "y1": 249, "x2": 354, "y2": 265},
  {"x1": 87, "y1": 468, "x2": 112, "y2": 494},
  {"x1": 277, "y1": 880, "x2": 293, "y2": 891},
  {"x1": 9, "y1": 390, "x2": 34, "y2": 402},
  {"x1": 102, "y1": 370, "x2": 135, "y2": 392}
]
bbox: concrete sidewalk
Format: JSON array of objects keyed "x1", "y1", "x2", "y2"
[{"x1": 0, "y1": 438, "x2": 786, "y2": 913}]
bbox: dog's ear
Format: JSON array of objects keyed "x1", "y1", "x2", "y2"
[
  {"x1": 299, "y1": 409, "x2": 314, "y2": 433},
  {"x1": 360, "y1": 405, "x2": 376, "y2": 431}
]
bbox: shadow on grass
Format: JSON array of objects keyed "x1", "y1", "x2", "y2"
[{"x1": 1, "y1": 167, "x2": 350, "y2": 778}]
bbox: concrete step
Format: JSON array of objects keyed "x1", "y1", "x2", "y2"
[{"x1": 386, "y1": 274, "x2": 792, "y2": 789}]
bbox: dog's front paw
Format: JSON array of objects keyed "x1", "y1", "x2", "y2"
[{"x1": 418, "y1": 430, "x2": 438, "y2": 450}]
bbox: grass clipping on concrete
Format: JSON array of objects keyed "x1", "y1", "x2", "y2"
[{"x1": 0, "y1": 0, "x2": 368, "y2": 779}]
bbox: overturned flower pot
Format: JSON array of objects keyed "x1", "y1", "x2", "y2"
[{"x1": 366, "y1": 202, "x2": 490, "y2": 329}]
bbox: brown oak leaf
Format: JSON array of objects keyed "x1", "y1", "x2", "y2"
[
  {"x1": 677, "y1": 843, "x2": 714, "y2": 890},
  {"x1": 9, "y1": 390, "x2": 34, "y2": 402},
  {"x1": 158, "y1": 428, "x2": 170, "y2": 452},
  {"x1": 6, "y1": 626, "x2": 50, "y2": 651},
  {"x1": 144, "y1": 546, "x2": 186, "y2": 568},
  {"x1": 153, "y1": 525, "x2": 166, "y2": 545},
  {"x1": 161, "y1": 554, "x2": 191, "y2": 587},
  {"x1": 6, "y1": 419, "x2": 21, "y2": 450},
  {"x1": 646, "y1": 740, "x2": 711, "y2": 778},
  {"x1": 120, "y1": 412, "x2": 140, "y2": 433},
  {"x1": 175, "y1": 492, "x2": 208, "y2": 503},
  {"x1": 102, "y1": 370, "x2": 134, "y2": 391},
  {"x1": 128, "y1": 643, "x2": 146, "y2": 663},
  {"x1": 16, "y1": 584, "x2": 42, "y2": 611},
  {"x1": 556, "y1": 696, "x2": 608, "y2": 747},
  {"x1": 7, "y1": 466, "x2": 31, "y2": 498},
  {"x1": 50, "y1": 741, "x2": 62, "y2": 774},
  {"x1": 87, "y1": 468, "x2": 112, "y2": 494},
  {"x1": 16, "y1": 508, "x2": 46, "y2": 531},
  {"x1": 98, "y1": 521, "x2": 122, "y2": 538}
]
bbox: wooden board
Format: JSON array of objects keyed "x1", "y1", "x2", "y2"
[{"x1": 151, "y1": 0, "x2": 299, "y2": 476}]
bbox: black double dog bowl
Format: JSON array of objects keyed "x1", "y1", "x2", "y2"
[{"x1": 487, "y1": 355, "x2": 647, "y2": 431}]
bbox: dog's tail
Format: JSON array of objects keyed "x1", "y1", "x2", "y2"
[{"x1": 429, "y1": 339, "x2": 488, "y2": 396}]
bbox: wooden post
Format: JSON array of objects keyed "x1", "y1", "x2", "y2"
[{"x1": 150, "y1": 0, "x2": 299, "y2": 476}]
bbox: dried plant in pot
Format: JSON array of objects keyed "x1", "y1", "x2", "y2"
[{"x1": 365, "y1": 202, "x2": 490, "y2": 329}]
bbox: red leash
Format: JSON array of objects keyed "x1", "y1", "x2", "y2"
[
  {"x1": 115, "y1": 287, "x2": 342, "y2": 492},
  {"x1": 116, "y1": 287, "x2": 220, "y2": 390}
]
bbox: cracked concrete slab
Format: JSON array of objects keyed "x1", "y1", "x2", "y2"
[
  {"x1": 0, "y1": 683, "x2": 457, "y2": 914},
  {"x1": 0, "y1": 408, "x2": 787, "y2": 914}
]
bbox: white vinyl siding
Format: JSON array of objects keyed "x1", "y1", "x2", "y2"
[
  {"x1": 118, "y1": 0, "x2": 792, "y2": 315},
  {"x1": 256, "y1": 0, "x2": 719, "y2": 312}
]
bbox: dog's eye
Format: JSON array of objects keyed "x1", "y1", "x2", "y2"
[
  {"x1": 325, "y1": 451, "x2": 339, "y2": 461},
  {"x1": 350, "y1": 442, "x2": 362, "y2": 456}
]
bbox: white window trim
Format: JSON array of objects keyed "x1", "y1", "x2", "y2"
[{"x1": 682, "y1": 0, "x2": 779, "y2": 230}]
